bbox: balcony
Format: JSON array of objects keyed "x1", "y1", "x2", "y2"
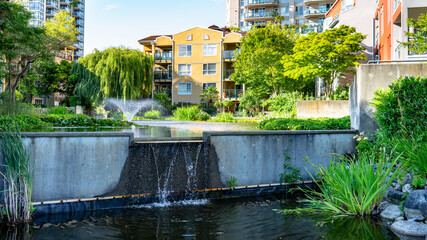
[
  {"x1": 56, "y1": 52, "x2": 73, "y2": 61},
  {"x1": 60, "y1": 0, "x2": 70, "y2": 5},
  {"x1": 296, "y1": 24, "x2": 323, "y2": 34},
  {"x1": 304, "y1": 0, "x2": 335, "y2": 6},
  {"x1": 77, "y1": 34, "x2": 84, "y2": 42},
  {"x1": 154, "y1": 52, "x2": 172, "y2": 62},
  {"x1": 77, "y1": 27, "x2": 84, "y2": 34},
  {"x1": 223, "y1": 89, "x2": 243, "y2": 100},
  {"x1": 223, "y1": 50, "x2": 237, "y2": 60},
  {"x1": 46, "y1": 9, "x2": 58, "y2": 16},
  {"x1": 223, "y1": 69, "x2": 235, "y2": 79},
  {"x1": 74, "y1": 42, "x2": 84, "y2": 49},
  {"x1": 154, "y1": 71, "x2": 172, "y2": 81},
  {"x1": 73, "y1": 11, "x2": 84, "y2": 19},
  {"x1": 60, "y1": 6, "x2": 71, "y2": 12},
  {"x1": 304, "y1": 8, "x2": 328, "y2": 18},
  {"x1": 74, "y1": 3, "x2": 84, "y2": 11},
  {"x1": 244, "y1": 11, "x2": 277, "y2": 21},
  {"x1": 244, "y1": 0, "x2": 279, "y2": 8},
  {"x1": 46, "y1": 0, "x2": 58, "y2": 8},
  {"x1": 76, "y1": 19, "x2": 84, "y2": 26}
]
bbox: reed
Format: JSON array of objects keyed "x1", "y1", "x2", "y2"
[{"x1": 0, "y1": 127, "x2": 33, "y2": 224}]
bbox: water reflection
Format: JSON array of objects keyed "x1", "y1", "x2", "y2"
[
  {"x1": 0, "y1": 224, "x2": 32, "y2": 240},
  {"x1": 0, "y1": 198, "x2": 399, "y2": 240}
]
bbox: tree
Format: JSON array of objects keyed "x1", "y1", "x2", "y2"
[
  {"x1": 56, "y1": 60, "x2": 78, "y2": 99},
  {"x1": 282, "y1": 25, "x2": 366, "y2": 98},
  {"x1": 232, "y1": 23, "x2": 301, "y2": 99},
  {"x1": 200, "y1": 86, "x2": 219, "y2": 111},
  {"x1": 73, "y1": 47, "x2": 153, "y2": 108},
  {"x1": 45, "y1": 10, "x2": 78, "y2": 51},
  {"x1": 0, "y1": 2, "x2": 78, "y2": 113},
  {"x1": 401, "y1": 13, "x2": 427, "y2": 54}
]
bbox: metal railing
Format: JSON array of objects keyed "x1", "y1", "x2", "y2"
[
  {"x1": 245, "y1": 11, "x2": 277, "y2": 19},
  {"x1": 60, "y1": 0, "x2": 70, "y2": 5},
  {"x1": 154, "y1": 52, "x2": 173, "y2": 62},
  {"x1": 46, "y1": 0, "x2": 58, "y2": 7},
  {"x1": 223, "y1": 50, "x2": 237, "y2": 60},
  {"x1": 223, "y1": 89, "x2": 243, "y2": 100},
  {"x1": 244, "y1": 0, "x2": 279, "y2": 6},
  {"x1": 304, "y1": 8, "x2": 328, "y2": 16},
  {"x1": 154, "y1": 71, "x2": 172, "y2": 81},
  {"x1": 223, "y1": 69, "x2": 235, "y2": 79},
  {"x1": 46, "y1": 9, "x2": 58, "y2": 15}
]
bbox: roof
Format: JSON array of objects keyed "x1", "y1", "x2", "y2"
[{"x1": 138, "y1": 35, "x2": 173, "y2": 42}]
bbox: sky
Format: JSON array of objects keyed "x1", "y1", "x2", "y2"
[{"x1": 84, "y1": 0, "x2": 226, "y2": 56}]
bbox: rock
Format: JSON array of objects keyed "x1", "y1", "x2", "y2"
[
  {"x1": 390, "y1": 220, "x2": 427, "y2": 238},
  {"x1": 404, "y1": 173, "x2": 413, "y2": 185},
  {"x1": 380, "y1": 204, "x2": 403, "y2": 221},
  {"x1": 396, "y1": 216, "x2": 405, "y2": 221},
  {"x1": 420, "y1": 202, "x2": 427, "y2": 218},
  {"x1": 403, "y1": 184, "x2": 413, "y2": 194},
  {"x1": 395, "y1": 184, "x2": 403, "y2": 191},
  {"x1": 404, "y1": 190, "x2": 427, "y2": 221},
  {"x1": 386, "y1": 188, "x2": 406, "y2": 205}
]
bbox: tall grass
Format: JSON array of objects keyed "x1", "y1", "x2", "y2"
[
  {"x1": 0, "y1": 128, "x2": 33, "y2": 224},
  {"x1": 173, "y1": 106, "x2": 210, "y2": 121},
  {"x1": 278, "y1": 150, "x2": 402, "y2": 217}
]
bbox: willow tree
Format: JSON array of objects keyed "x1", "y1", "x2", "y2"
[{"x1": 73, "y1": 47, "x2": 153, "y2": 107}]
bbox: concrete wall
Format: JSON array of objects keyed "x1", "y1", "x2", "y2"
[
  {"x1": 205, "y1": 130, "x2": 357, "y2": 186},
  {"x1": 351, "y1": 63, "x2": 427, "y2": 133},
  {"x1": 21, "y1": 132, "x2": 132, "y2": 202},
  {"x1": 297, "y1": 100, "x2": 349, "y2": 119}
]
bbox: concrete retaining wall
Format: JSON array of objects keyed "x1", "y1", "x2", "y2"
[
  {"x1": 22, "y1": 133, "x2": 132, "y2": 202},
  {"x1": 297, "y1": 100, "x2": 349, "y2": 119},
  {"x1": 205, "y1": 130, "x2": 357, "y2": 186},
  {"x1": 351, "y1": 63, "x2": 427, "y2": 133}
]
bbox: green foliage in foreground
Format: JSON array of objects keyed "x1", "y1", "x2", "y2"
[
  {"x1": 0, "y1": 115, "x2": 51, "y2": 131},
  {"x1": 277, "y1": 152, "x2": 403, "y2": 216},
  {"x1": 259, "y1": 116, "x2": 350, "y2": 130},
  {"x1": 212, "y1": 112, "x2": 234, "y2": 122},
  {"x1": 39, "y1": 114, "x2": 132, "y2": 127},
  {"x1": 372, "y1": 76, "x2": 427, "y2": 139},
  {"x1": 173, "y1": 106, "x2": 210, "y2": 121}
]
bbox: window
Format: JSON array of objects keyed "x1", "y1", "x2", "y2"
[
  {"x1": 178, "y1": 83, "x2": 192, "y2": 95},
  {"x1": 178, "y1": 64, "x2": 192, "y2": 76},
  {"x1": 203, "y1": 63, "x2": 217, "y2": 75},
  {"x1": 34, "y1": 98, "x2": 43, "y2": 105},
  {"x1": 295, "y1": 6, "x2": 304, "y2": 16},
  {"x1": 203, "y1": 44, "x2": 217, "y2": 56},
  {"x1": 202, "y1": 83, "x2": 217, "y2": 90},
  {"x1": 203, "y1": 34, "x2": 210, "y2": 40},
  {"x1": 281, "y1": 6, "x2": 289, "y2": 15},
  {"x1": 178, "y1": 45, "x2": 192, "y2": 57},
  {"x1": 186, "y1": 34, "x2": 193, "y2": 41}
]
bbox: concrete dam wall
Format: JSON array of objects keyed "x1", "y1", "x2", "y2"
[{"x1": 1, "y1": 130, "x2": 357, "y2": 202}]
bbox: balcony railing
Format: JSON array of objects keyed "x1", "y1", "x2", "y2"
[
  {"x1": 46, "y1": 0, "x2": 58, "y2": 7},
  {"x1": 154, "y1": 71, "x2": 172, "y2": 81},
  {"x1": 223, "y1": 69, "x2": 235, "y2": 79},
  {"x1": 75, "y1": 3, "x2": 84, "y2": 10},
  {"x1": 76, "y1": 19, "x2": 84, "y2": 26},
  {"x1": 46, "y1": 9, "x2": 58, "y2": 15},
  {"x1": 60, "y1": 6, "x2": 71, "y2": 12},
  {"x1": 154, "y1": 52, "x2": 173, "y2": 62},
  {"x1": 295, "y1": 24, "x2": 323, "y2": 34},
  {"x1": 304, "y1": 8, "x2": 328, "y2": 17},
  {"x1": 244, "y1": 0, "x2": 279, "y2": 7},
  {"x1": 77, "y1": 35, "x2": 84, "y2": 42},
  {"x1": 74, "y1": 42, "x2": 84, "y2": 49},
  {"x1": 56, "y1": 53, "x2": 73, "y2": 61},
  {"x1": 77, "y1": 27, "x2": 84, "y2": 34},
  {"x1": 223, "y1": 50, "x2": 237, "y2": 60},
  {"x1": 73, "y1": 11, "x2": 84, "y2": 18},
  {"x1": 223, "y1": 89, "x2": 243, "y2": 100},
  {"x1": 60, "y1": 0, "x2": 70, "y2": 5},
  {"x1": 244, "y1": 11, "x2": 277, "y2": 20}
]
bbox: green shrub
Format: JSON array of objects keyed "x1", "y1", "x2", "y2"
[
  {"x1": 144, "y1": 110, "x2": 161, "y2": 119},
  {"x1": 277, "y1": 151, "x2": 403, "y2": 216},
  {"x1": 258, "y1": 116, "x2": 350, "y2": 130},
  {"x1": 330, "y1": 84, "x2": 350, "y2": 100},
  {"x1": 1, "y1": 90, "x2": 23, "y2": 102},
  {"x1": 265, "y1": 91, "x2": 302, "y2": 118},
  {"x1": 39, "y1": 114, "x2": 132, "y2": 127},
  {"x1": 49, "y1": 106, "x2": 69, "y2": 115},
  {"x1": 173, "y1": 106, "x2": 210, "y2": 121},
  {"x1": 214, "y1": 112, "x2": 235, "y2": 122},
  {"x1": 372, "y1": 76, "x2": 427, "y2": 138},
  {"x1": 0, "y1": 115, "x2": 51, "y2": 131}
]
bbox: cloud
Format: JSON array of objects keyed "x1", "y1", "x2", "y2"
[{"x1": 104, "y1": 4, "x2": 119, "y2": 10}]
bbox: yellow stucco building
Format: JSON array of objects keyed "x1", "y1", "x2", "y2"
[{"x1": 138, "y1": 25, "x2": 245, "y2": 106}]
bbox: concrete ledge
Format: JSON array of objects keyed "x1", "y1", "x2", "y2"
[
  {"x1": 297, "y1": 100, "x2": 349, "y2": 119},
  {"x1": 133, "y1": 137, "x2": 204, "y2": 144},
  {"x1": 203, "y1": 130, "x2": 357, "y2": 141}
]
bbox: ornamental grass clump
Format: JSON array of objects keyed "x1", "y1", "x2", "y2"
[
  {"x1": 0, "y1": 128, "x2": 34, "y2": 224},
  {"x1": 277, "y1": 150, "x2": 402, "y2": 217}
]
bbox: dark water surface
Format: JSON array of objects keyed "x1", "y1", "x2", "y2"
[{"x1": 1, "y1": 198, "x2": 398, "y2": 240}]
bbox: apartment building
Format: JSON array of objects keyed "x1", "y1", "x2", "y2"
[
  {"x1": 138, "y1": 26, "x2": 244, "y2": 105},
  {"x1": 226, "y1": 0, "x2": 335, "y2": 32},
  {"x1": 15, "y1": 0, "x2": 85, "y2": 60},
  {"x1": 325, "y1": 0, "x2": 427, "y2": 61}
]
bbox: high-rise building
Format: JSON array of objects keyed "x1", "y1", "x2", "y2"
[
  {"x1": 15, "y1": 0, "x2": 85, "y2": 60},
  {"x1": 226, "y1": 0, "x2": 335, "y2": 32}
]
